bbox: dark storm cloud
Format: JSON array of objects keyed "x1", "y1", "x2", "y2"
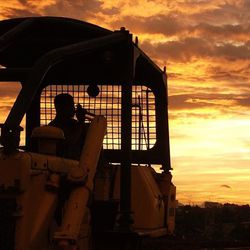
[
  {"x1": 235, "y1": 96, "x2": 250, "y2": 107},
  {"x1": 141, "y1": 38, "x2": 212, "y2": 62},
  {"x1": 101, "y1": 7, "x2": 120, "y2": 15},
  {"x1": 141, "y1": 38, "x2": 250, "y2": 62},
  {"x1": 207, "y1": 64, "x2": 250, "y2": 83},
  {"x1": 101, "y1": 1, "x2": 250, "y2": 42},
  {"x1": 42, "y1": 0, "x2": 121, "y2": 20},
  {"x1": 113, "y1": 14, "x2": 250, "y2": 42},
  {"x1": 192, "y1": 23, "x2": 250, "y2": 40},
  {"x1": 216, "y1": 43, "x2": 250, "y2": 60},
  {"x1": 2, "y1": 1, "x2": 250, "y2": 43},
  {"x1": 1, "y1": 8, "x2": 40, "y2": 18},
  {"x1": 169, "y1": 94, "x2": 218, "y2": 110},
  {"x1": 189, "y1": 1, "x2": 250, "y2": 25},
  {"x1": 112, "y1": 14, "x2": 184, "y2": 36},
  {"x1": 0, "y1": 0, "x2": 109, "y2": 21},
  {"x1": 43, "y1": 0, "x2": 103, "y2": 19}
]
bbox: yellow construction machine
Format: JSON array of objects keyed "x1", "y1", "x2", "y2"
[{"x1": 0, "y1": 17, "x2": 176, "y2": 250}]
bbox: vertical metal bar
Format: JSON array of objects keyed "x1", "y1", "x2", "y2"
[
  {"x1": 49, "y1": 86, "x2": 52, "y2": 123},
  {"x1": 118, "y1": 86, "x2": 121, "y2": 149},
  {"x1": 111, "y1": 85, "x2": 114, "y2": 149},
  {"x1": 158, "y1": 74, "x2": 171, "y2": 171},
  {"x1": 25, "y1": 88, "x2": 41, "y2": 148},
  {"x1": 164, "y1": 74, "x2": 172, "y2": 171},
  {"x1": 118, "y1": 82, "x2": 133, "y2": 231},
  {"x1": 44, "y1": 85, "x2": 47, "y2": 123},
  {"x1": 146, "y1": 89, "x2": 150, "y2": 150},
  {"x1": 138, "y1": 95, "x2": 141, "y2": 151},
  {"x1": 116, "y1": 31, "x2": 135, "y2": 231}
]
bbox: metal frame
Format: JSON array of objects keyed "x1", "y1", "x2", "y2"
[{"x1": 0, "y1": 17, "x2": 171, "y2": 231}]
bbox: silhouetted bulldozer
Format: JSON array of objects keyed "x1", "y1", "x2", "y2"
[{"x1": 0, "y1": 17, "x2": 176, "y2": 250}]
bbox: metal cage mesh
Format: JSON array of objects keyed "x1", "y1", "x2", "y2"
[{"x1": 40, "y1": 85, "x2": 156, "y2": 150}]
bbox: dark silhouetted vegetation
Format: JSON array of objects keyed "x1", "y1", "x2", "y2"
[{"x1": 175, "y1": 203, "x2": 250, "y2": 248}]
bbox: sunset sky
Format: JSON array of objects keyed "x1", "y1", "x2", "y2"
[{"x1": 0, "y1": 0, "x2": 250, "y2": 205}]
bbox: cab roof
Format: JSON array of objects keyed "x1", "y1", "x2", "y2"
[
  {"x1": 0, "y1": 16, "x2": 164, "y2": 86},
  {"x1": 0, "y1": 17, "x2": 113, "y2": 67}
]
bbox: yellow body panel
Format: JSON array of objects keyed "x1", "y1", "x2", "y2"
[
  {"x1": 113, "y1": 166, "x2": 165, "y2": 230},
  {"x1": 0, "y1": 114, "x2": 176, "y2": 249},
  {"x1": 167, "y1": 184, "x2": 176, "y2": 234},
  {"x1": 0, "y1": 115, "x2": 107, "y2": 249},
  {"x1": 0, "y1": 151, "x2": 79, "y2": 249}
]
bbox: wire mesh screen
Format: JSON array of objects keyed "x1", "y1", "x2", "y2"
[{"x1": 40, "y1": 85, "x2": 156, "y2": 150}]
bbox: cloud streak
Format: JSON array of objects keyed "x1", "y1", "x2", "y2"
[
  {"x1": 169, "y1": 93, "x2": 250, "y2": 110},
  {"x1": 221, "y1": 184, "x2": 232, "y2": 189},
  {"x1": 142, "y1": 38, "x2": 250, "y2": 63}
]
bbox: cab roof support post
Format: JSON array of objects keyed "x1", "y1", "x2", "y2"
[{"x1": 117, "y1": 30, "x2": 134, "y2": 232}]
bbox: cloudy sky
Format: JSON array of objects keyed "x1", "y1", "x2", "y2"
[{"x1": 0, "y1": 0, "x2": 250, "y2": 205}]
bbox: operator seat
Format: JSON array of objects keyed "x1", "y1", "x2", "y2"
[{"x1": 31, "y1": 126, "x2": 65, "y2": 155}]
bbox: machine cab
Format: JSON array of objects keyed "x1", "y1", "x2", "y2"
[{"x1": 0, "y1": 17, "x2": 175, "y2": 250}]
